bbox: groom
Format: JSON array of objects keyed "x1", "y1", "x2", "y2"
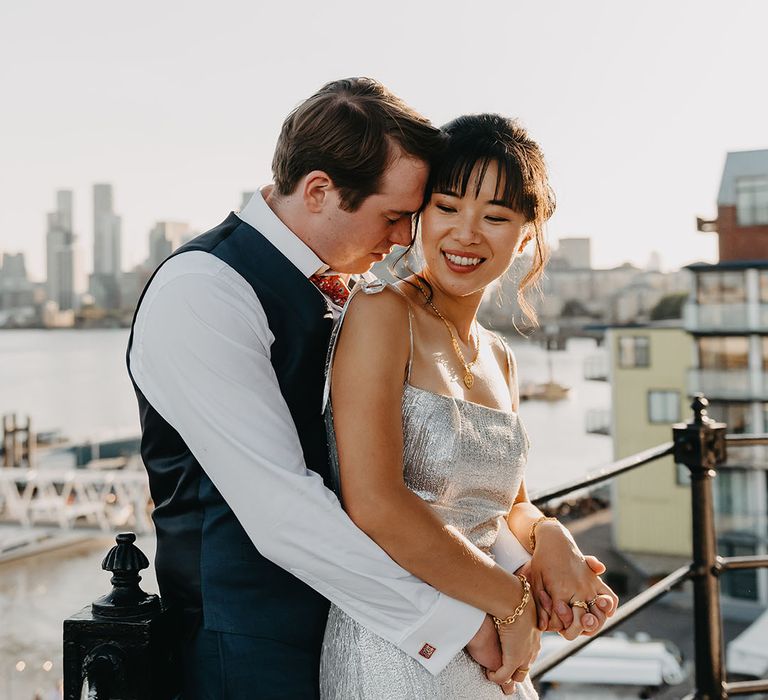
[{"x1": 128, "y1": 77, "x2": 605, "y2": 699}]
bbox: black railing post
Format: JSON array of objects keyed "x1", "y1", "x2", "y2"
[
  {"x1": 63, "y1": 533, "x2": 177, "y2": 699},
  {"x1": 673, "y1": 394, "x2": 728, "y2": 700}
]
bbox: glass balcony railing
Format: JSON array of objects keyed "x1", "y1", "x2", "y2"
[
  {"x1": 684, "y1": 303, "x2": 750, "y2": 332},
  {"x1": 688, "y1": 368, "x2": 756, "y2": 400}
]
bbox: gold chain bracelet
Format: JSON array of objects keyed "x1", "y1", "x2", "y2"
[
  {"x1": 528, "y1": 516, "x2": 559, "y2": 552},
  {"x1": 492, "y1": 575, "x2": 531, "y2": 630}
]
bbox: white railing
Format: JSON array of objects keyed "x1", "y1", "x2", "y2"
[
  {"x1": 0, "y1": 467, "x2": 152, "y2": 533},
  {"x1": 688, "y1": 369, "x2": 755, "y2": 400},
  {"x1": 684, "y1": 303, "x2": 750, "y2": 332}
]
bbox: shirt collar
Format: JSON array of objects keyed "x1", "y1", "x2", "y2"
[{"x1": 237, "y1": 187, "x2": 329, "y2": 277}]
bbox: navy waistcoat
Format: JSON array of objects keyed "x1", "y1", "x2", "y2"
[{"x1": 127, "y1": 213, "x2": 334, "y2": 649}]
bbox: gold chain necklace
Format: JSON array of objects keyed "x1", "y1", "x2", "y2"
[{"x1": 415, "y1": 277, "x2": 480, "y2": 389}]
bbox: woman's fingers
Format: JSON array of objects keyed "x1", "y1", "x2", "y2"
[
  {"x1": 559, "y1": 603, "x2": 584, "y2": 641},
  {"x1": 487, "y1": 669, "x2": 516, "y2": 696},
  {"x1": 582, "y1": 600, "x2": 607, "y2": 636},
  {"x1": 584, "y1": 554, "x2": 606, "y2": 574}
]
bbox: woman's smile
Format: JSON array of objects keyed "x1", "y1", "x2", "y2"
[{"x1": 441, "y1": 248, "x2": 487, "y2": 273}]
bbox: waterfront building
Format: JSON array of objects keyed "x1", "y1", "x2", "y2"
[
  {"x1": 240, "y1": 191, "x2": 255, "y2": 211},
  {"x1": 606, "y1": 324, "x2": 693, "y2": 559},
  {"x1": 606, "y1": 149, "x2": 768, "y2": 615},
  {"x1": 684, "y1": 148, "x2": 768, "y2": 611},
  {"x1": 551, "y1": 237, "x2": 592, "y2": 270},
  {"x1": 45, "y1": 189, "x2": 76, "y2": 311},
  {"x1": 89, "y1": 183, "x2": 122, "y2": 309},
  {"x1": 147, "y1": 221, "x2": 190, "y2": 271}
]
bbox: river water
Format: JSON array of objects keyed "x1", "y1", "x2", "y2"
[{"x1": 0, "y1": 329, "x2": 611, "y2": 697}]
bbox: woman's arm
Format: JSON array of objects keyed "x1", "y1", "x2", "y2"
[{"x1": 331, "y1": 288, "x2": 539, "y2": 682}]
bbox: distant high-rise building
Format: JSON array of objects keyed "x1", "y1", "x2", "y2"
[
  {"x1": 46, "y1": 190, "x2": 76, "y2": 310},
  {"x1": 89, "y1": 184, "x2": 122, "y2": 309},
  {"x1": 92, "y1": 183, "x2": 122, "y2": 275},
  {"x1": 0, "y1": 252, "x2": 35, "y2": 311},
  {"x1": 147, "y1": 221, "x2": 191, "y2": 271},
  {"x1": 554, "y1": 237, "x2": 592, "y2": 269},
  {"x1": 241, "y1": 191, "x2": 255, "y2": 211}
]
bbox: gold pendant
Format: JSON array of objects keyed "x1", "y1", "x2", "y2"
[{"x1": 464, "y1": 372, "x2": 474, "y2": 389}]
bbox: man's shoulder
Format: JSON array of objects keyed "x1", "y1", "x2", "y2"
[{"x1": 141, "y1": 251, "x2": 257, "y2": 312}]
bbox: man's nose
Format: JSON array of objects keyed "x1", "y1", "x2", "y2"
[{"x1": 389, "y1": 218, "x2": 414, "y2": 247}]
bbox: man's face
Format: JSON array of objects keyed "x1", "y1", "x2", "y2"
[{"x1": 322, "y1": 153, "x2": 429, "y2": 274}]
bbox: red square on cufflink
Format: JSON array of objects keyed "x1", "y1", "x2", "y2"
[{"x1": 419, "y1": 643, "x2": 436, "y2": 659}]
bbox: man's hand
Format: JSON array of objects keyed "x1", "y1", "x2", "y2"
[{"x1": 466, "y1": 614, "x2": 502, "y2": 672}]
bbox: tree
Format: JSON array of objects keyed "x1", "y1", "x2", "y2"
[{"x1": 650, "y1": 292, "x2": 688, "y2": 320}]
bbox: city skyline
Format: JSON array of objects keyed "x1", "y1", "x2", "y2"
[{"x1": 2, "y1": 1, "x2": 767, "y2": 280}]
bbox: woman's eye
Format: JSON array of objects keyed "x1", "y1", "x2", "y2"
[
  {"x1": 436, "y1": 204, "x2": 456, "y2": 213},
  {"x1": 486, "y1": 216, "x2": 509, "y2": 223}
]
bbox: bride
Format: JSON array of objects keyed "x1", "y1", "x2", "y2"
[{"x1": 320, "y1": 114, "x2": 616, "y2": 698}]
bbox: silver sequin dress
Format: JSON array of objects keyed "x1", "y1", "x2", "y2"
[{"x1": 319, "y1": 281, "x2": 538, "y2": 700}]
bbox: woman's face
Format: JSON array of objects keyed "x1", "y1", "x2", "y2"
[{"x1": 420, "y1": 161, "x2": 530, "y2": 298}]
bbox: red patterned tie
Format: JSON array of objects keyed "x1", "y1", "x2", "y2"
[{"x1": 309, "y1": 274, "x2": 350, "y2": 308}]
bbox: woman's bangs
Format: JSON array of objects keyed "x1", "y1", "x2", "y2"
[{"x1": 432, "y1": 154, "x2": 530, "y2": 215}]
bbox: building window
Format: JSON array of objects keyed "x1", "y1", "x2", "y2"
[
  {"x1": 720, "y1": 539, "x2": 759, "y2": 600},
  {"x1": 696, "y1": 270, "x2": 746, "y2": 304},
  {"x1": 648, "y1": 390, "x2": 680, "y2": 423},
  {"x1": 759, "y1": 270, "x2": 768, "y2": 303},
  {"x1": 736, "y1": 175, "x2": 768, "y2": 226},
  {"x1": 708, "y1": 401, "x2": 754, "y2": 434},
  {"x1": 618, "y1": 336, "x2": 650, "y2": 368},
  {"x1": 698, "y1": 336, "x2": 749, "y2": 370}
]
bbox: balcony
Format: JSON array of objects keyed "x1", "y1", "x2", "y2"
[
  {"x1": 585, "y1": 408, "x2": 611, "y2": 435},
  {"x1": 688, "y1": 368, "x2": 758, "y2": 401},
  {"x1": 684, "y1": 303, "x2": 750, "y2": 333},
  {"x1": 583, "y1": 353, "x2": 609, "y2": 381},
  {"x1": 685, "y1": 302, "x2": 768, "y2": 334}
]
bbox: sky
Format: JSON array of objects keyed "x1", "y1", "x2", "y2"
[{"x1": 2, "y1": 0, "x2": 767, "y2": 282}]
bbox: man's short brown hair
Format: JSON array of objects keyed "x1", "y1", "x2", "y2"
[{"x1": 272, "y1": 77, "x2": 443, "y2": 211}]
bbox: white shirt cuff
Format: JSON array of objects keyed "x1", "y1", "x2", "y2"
[
  {"x1": 491, "y1": 519, "x2": 532, "y2": 573},
  {"x1": 397, "y1": 593, "x2": 485, "y2": 675}
]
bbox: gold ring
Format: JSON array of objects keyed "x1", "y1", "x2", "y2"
[
  {"x1": 571, "y1": 600, "x2": 589, "y2": 610},
  {"x1": 504, "y1": 678, "x2": 514, "y2": 685},
  {"x1": 587, "y1": 596, "x2": 599, "y2": 608},
  {"x1": 517, "y1": 667, "x2": 530, "y2": 674}
]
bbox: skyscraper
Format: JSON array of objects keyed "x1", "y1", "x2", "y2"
[
  {"x1": 147, "y1": 221, "x2": 190, "y2": 271},
  {"x1": 46, "y1": 190, "x2": 76, "y2": 310},
  {"x1": 92, "y1": 183, "x2": 121, "y2": 275},
  {"x1": 89, "y1": 183, "x2": 122, "y2": 309}
]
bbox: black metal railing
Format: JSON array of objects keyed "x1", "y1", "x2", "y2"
[
  {"x1": 64, "y1": 394, "x2": 768, "y2": 699},
  {"x1": 530, "y1": 396, "x2": 768, "y2": 700}
]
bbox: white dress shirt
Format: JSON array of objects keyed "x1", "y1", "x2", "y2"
[{"x1": 129, "y1": 189, "x2": 530, "y2": 675}]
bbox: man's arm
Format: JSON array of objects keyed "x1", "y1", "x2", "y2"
[{"x1": 129, "y1": 252, "x2": 483, "y2": 674}]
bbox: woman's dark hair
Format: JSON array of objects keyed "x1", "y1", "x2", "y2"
[{"x1": 411, "y1": 113, "x2": 555, "y2": 326}]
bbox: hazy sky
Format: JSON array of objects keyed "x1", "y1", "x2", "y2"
[{"x1": 2, "y1": 0, "x2": 766, "y2": 281}]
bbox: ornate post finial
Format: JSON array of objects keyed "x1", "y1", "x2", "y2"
[
  {"x1": 91, "y1": 532, "x2": 161, "y2": 619},
  {"x1": 691, "y1": 393, "x2": 710, "y2": 426}
]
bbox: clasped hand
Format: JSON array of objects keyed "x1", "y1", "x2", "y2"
[
  {"x1": 523, "y1": 523, "x2": 618, "y2": 639},
  {"x1": 466, "y1": 531, "x2": 618, "y2": 693}
]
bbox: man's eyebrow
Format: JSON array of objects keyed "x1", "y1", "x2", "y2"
[{"x1": 388, "y1": 210, "x2": 416, "y2": 216}]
